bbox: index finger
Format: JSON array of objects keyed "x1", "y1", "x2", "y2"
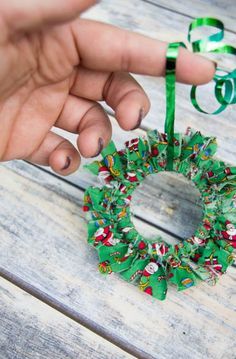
[
  {"x1": 1, "y1": 0, "x2": 97, "y2": 37},
  {"x1": 73, "y1": 19, "x2": 216, "y2": 85}
]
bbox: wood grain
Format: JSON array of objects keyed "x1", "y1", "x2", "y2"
[
  {"x1": 0, "y1": 161, "x2": 235, "y2": 359},
  {"x1": 144, "y1": 0, "x2": 236, "y2": 33},
  {"x1": 0, "y1": 277, "x2": 134, "y2": 359}
]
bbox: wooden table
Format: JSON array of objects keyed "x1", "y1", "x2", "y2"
[{"x1": 1, "y1": 1, "x2": 235, "y2": 358}]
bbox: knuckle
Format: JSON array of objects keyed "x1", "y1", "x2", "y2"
[{"x1": 120, "y1": 31, "x2": 132, "y2": 72}]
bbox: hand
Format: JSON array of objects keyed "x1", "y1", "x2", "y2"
[{"x1": 0, "y1": 0, "x2": 215, "y2": 175}]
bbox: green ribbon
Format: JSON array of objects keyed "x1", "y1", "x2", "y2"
[
  {"x1": 165, "y1": 42, "x2": 186, "y2": 171},
  {"x1": 164, "y1": 17, "x2": 236, "y2": 169},
  {"x1": 189, "y1": 17, "x2": 236, "y2": 114}
]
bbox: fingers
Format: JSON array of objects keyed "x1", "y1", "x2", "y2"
[
  {"x1": 70, "y1": 68, "x2": 150, "y2": 130},
  {"x1": 16, "y1": 93, "x2": 112, "y2": 175},
  {"x1": 1, "y1": 0, "x2": 97, "y2": 38},
  {"x1": 73, "y1": 19, "x2": 216, "y2": 85},
  {"x1": 55, "y1": 95, "x2": 112, "y2": 157},
  {"x1": 103, "y1": 72, "x2": 150, "y2": 130},
  {"x1": 25, "y1": 131, "x2": 80, "y2": 176}
]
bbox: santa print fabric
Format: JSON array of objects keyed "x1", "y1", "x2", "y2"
[{"x1": 83, "y1": 128, "x2": 236, "y2": 301}]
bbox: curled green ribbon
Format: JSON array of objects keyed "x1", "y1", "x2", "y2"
[
  {"x1": 165, "y1": 17, "x2": 236, "y2": 167},
  {"x1": 188, "y1": 17, "x2": 236, "y2": 114}
]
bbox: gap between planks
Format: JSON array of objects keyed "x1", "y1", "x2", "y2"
[
  {"x1": 140, "y1": 0, "x2": 236, "y2": 34},
  {"x1": 0, "y1": 277, "x2": 136, "y2": 359},
  {"x1": 0, "y1": 267, "x2": 153, "y2": 359},
  {"x1": 25, "y1": 161, "x2": 184, "y2": 242},
  {"x1": 1, "y1": 159, "x2": 235, "y2": 359}
]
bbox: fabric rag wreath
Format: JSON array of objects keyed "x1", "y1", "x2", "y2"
[{"x1": 83, "y1": 18, "x2": 236, "y2": 300}]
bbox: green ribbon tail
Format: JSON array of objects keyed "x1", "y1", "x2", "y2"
[
  {"x1": 188, "y1": 17, "x2": 236, "y2": 114},
  {"x1": 165, "y1": 42, "x2": 186, "y2": 171},
  {"x1": 164, "y1": 17, "x2": 236, "y2": 169}
]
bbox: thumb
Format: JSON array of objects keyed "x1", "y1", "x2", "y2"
[{"x1": 0, "y1": 0, "x2": 97, "y2": 38}]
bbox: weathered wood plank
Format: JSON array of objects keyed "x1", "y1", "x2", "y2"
[
  {"x1": 0, "y1": 277, "x2": 135, "y2": 359},
  {"x1": 144, "y1": 0, "x2": 236, "y2": 33},
  {"x1": 4, "y1": 158, "x2": 177, "y2": 245},
  {"x1": 0, "y1": 161, "x2": 235, "y2": 359}
]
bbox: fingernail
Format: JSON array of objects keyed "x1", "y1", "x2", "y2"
[
  {"x1": 213, "y1": 61, "x2": 217, "y2": 70},
  {"x1": 61, "y1": 156, "x2": 71, "y2": 170},
  {"x1": 92, "y1": 137, "x2": 104, "y2": 157},
  {"x1": 131, "y1": 108, "x2": 144, "y2": 130}
]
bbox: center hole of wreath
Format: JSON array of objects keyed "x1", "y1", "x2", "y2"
[{"x1": 131, "y1": 172, "x2": 203, "y2": 244}]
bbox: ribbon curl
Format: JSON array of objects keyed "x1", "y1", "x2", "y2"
[
  {"x1": 188, "y1": 17, "x2": 236, "y2": 114},
  {"x1": 165, "y1": 18, "x2": 236, "y2": 166}
]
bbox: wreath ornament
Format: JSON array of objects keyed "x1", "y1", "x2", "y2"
[{"x1": 83, "y1": 18, "x2": 236, "y2": 300}]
